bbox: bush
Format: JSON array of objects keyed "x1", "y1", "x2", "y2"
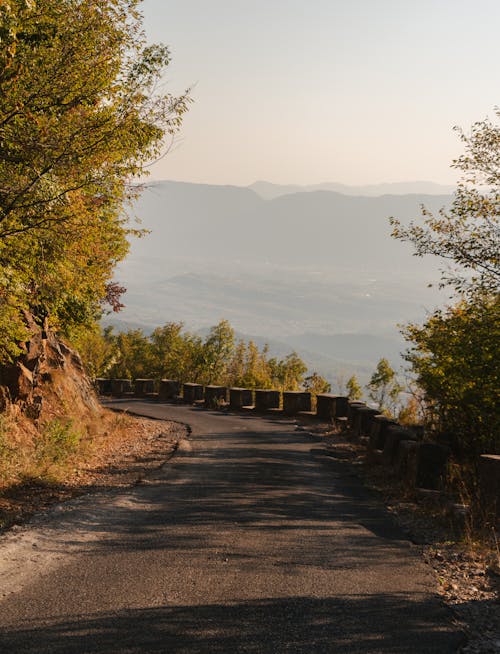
[
  {"x1": 403, "y1": 296, "x2": 499, "y2": 460},
  {"x1": 35, "y1": 419, "x2": 82, "y2": 467}
]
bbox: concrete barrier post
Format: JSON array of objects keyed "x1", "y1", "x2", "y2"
[
  {"x1": 404, "y1": 442, "x2": 449, "y2": 490},
  {"x1": 95, "y1": 378, "x2": 112, "y2": 395},
  {"x1": 159, "y1": 379, "x2": 180, "y2": 401},
  {"x1": 333, "y1": 396, "x2": 349, "y2": 418},
  {"x1": 347, "y1": 402, "x2": 366, "y2": 428},
  {"x1": 382, "y1": 426, "x2": 417, "y2": 468},
  {"x1": 254, "y1": 389, "x2": 280, "y2": 412},
  {"x1": 283, "y1": 391, "x2": 311, "y2": 415},
  {"x1": 479, "y1": 455, "x2": 500, "y2": 521},
  {"x1": 394, "y1": 439, "x2": 419, "y2": 481},
  {"x1": 229, "y1": 388, "x2": 253, "y2": 409},
  {"x1": 134, "y1": 379, "x2": 156, "y2": 397},
  {"x1": 369, "y1": 415, "x2": 398, "y2": 451},
  {"x1": 183, "y1": 383, "x2": 204, "y2": 404},
  {"x1": 316, "y1": 394, "x2": 336, "y2": 420},
  {"x1": 204, "y1": 385, "x2": 228, "y2": 407},
  {"x1": 415, "y1": 443, "x2": 449, "y2": 490},
  {"x1": 110, "y1": 378, "x2": 128, "y2": 397},
  {"x1": 353, "y1": 407, "x2": 381, "y2": 437}
]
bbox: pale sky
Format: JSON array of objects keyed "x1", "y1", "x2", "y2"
[{"x1": 141, "y1": 0, "x2": 499, "y2": 187}]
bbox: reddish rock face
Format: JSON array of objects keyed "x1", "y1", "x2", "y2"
[{"x1": 0, "y1": 313, "x2": 99, "y2": 420}]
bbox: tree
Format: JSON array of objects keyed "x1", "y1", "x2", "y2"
[
  {"x1": 390, "y1": 110, "x2": 499, "y2": 459},
  {"x1": 268, "y1": 352, "x2": 307, "y2": 391},
  {"x1": 70, "y1": 325, "x2": 117, "y2": 378},
  {"x1": 402, "y1": 298, "x2": 499, "y2": 457},
  {"x1": 346, "y1": 375, "x2": 363, "y2": 401},
  {"x1": 366, "y1": 358, "x2": 402, "y2": 416},
  {"x1": 106, "y1": 328, "x2": 154, "y2": 380},
  {"x1": 150, "y1": 322, "x2": 203, "y2": 383},
  {"x1": 0, "y1": 0, "x2": 190, "y2": 362},
  {"x1": 390, "y1": 110, "x2": 499, "y2": 297},
  {"x1": 303, "y1": 373, "x2": 331, "y2": 395},
  {"x1": 200, "y1": 320, "x2": 235, "y2": 384},
  {"x1": 239, "y1": 341, "x2": 273, "y2": 389}
]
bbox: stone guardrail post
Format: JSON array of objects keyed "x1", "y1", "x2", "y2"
[
  {"x1": 95, "y1": 378, "x2": 112, "y2": 395},
  {"x1": 134, "y1": 378, "x2": 156, "y2": 397},
  {"x1": 110, "y1": 378, "x2": 132, "y2": 397},
  {"x1": 352, "y1": 407, "x2": 380, "y2": 437},
  {"x1": 159, "y1": 379, "x2": 180, "y2": 401},
  {"x1": 315, "y1": 394, "x2": 336, "y2": 419},
  {"x1": 282, "y1": 391, "x2": 311, "y2": 415},
  {"x1": 254, "y1": 389, "x2": 280, "y2": 412},
  {"x1": 479, "y1": 455, "x2": 500, "y2": 521},
  {"x1": 382, "y1": 425, "x2": 417, "y2": 469},
  {"x1": 406, "y1": 442, "x2": 450, "y2": 490},
  {"x1": 229, "y1": 388, "x2": 253, "y2": 409},
  {"x1": 347, "y1": 401, "x2": 366, "y2": 427},
  {"x1": 183, "y1": 383, "x2": 204, "y2": 404},
  {"x1": 369, "y1": 415, "x2": 398, "y2": 451},
  {"x1": 204, "y1": 385, "x2": 228, "y2": 406},
  {"x1": 333, "y1": 396, "x2": 349, "y2": 418}
]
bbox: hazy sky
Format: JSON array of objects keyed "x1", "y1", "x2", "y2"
[{"x1": 141, "y1": 0, "x2": 499, "y2": 187}]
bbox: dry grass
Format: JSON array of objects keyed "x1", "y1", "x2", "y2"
[{"x1": 0, "y1": 408, "x2": 186, "y2": 531}]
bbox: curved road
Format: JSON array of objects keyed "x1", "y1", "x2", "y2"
[{"x1": 0, "y1": 401, "x2": 462, "y2": 653}]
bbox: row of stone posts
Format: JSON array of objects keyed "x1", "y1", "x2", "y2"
[
  {"x1": 95, "y1": 377, "x2": 352, "y2": 420},
  {"x1": 95, "y1": 377, "x2": 499, "y2": 517},
  {"x1": 96, "y1": 377, "x2": 448, "y2": 490}
]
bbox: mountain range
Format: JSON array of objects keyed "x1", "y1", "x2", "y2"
[
  {"x1": 108, "y1": 180, "x2": 452, "y2": 385},
  {"x1": 248, "y1": 180, "x2": 456, "y2": 200}
]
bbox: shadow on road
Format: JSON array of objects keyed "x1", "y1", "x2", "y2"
[
  {"x1": 0, "y1": 593, "x2": 463, "y2": 653},
  {"x1": 33, "y1": 428, "x2": 410, "y2": 562}
]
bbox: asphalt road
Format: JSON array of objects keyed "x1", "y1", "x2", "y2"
[{"x1": 0, "y1": 401, "x2": 463, "y2": 653}]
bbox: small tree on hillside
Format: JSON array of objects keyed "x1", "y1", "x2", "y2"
[
  {"x1": 268, "y1": 352, "x2": 307, "y2": 391},
  {"x1": 366, "y1": 358, "x2": 402, "y2": 416},
  {"x1": 390, "y1": 109, "x2": 499, "y2": 297},
  {"x1": 346, "y1": 375, "x2": 363, "y2": 400},
  {"x1": 303, "y1": 373, "x2": 331, "y2": 395},
  {"x1": 200, "y1": 320, "x2": 235, "y2": 384},
  {"x1": 390, "y1": 110, "x2": 499, "y2": 459}
]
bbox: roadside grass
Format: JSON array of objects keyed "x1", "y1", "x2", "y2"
[
  {"x1": 0, "y1": 408, "x2": 181, "y2": 532},
  {"x1": 0, "y1": 415, "x2": 92, "y2": 487},
  {"x1": 0, "y1": 409, "x2": 137, "y2": 526}
]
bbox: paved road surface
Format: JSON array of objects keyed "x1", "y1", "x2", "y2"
[{"x1": 0, "y1": 401, "x2": 462, "y2": 653}]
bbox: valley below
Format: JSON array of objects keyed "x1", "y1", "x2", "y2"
[{"x1": 107, "y1": 180, "x2": 451, "y2": 384}]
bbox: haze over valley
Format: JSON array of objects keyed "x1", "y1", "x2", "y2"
[{"x1": 108, "y1": 180, "x2": 452, "y2": 384}]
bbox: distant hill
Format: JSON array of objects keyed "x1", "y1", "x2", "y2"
[
  {"x1": 126, "y1": 180, "x2": 450, "y2": 279},
  {"x1": 249, "y1": 180, "x2": 456, "y2": 200},
  {"x1": 108, "y1": 179, "x2": 452, "y2": 382}
]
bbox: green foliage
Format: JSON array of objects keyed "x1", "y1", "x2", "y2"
[
  {"x1": 403, "y1": 298, "x2": 499, "y2": 458},
  {"x1": 0, "y1": 416, "x2": 15, "y2": 480},
  {"x1": 390, "y1": 110, "x2": 499, "y2": 296},
  {"x1": 35, "y1": 419, "x2": 82, "y2": 467},
  {"x1": 268, "y1": 352, "x2": 307, "y2": 391},
  {"x1": 107, "y1": 328, "x2": 155, "y2": 380},
  {"x1": 231, "y1": 340, "x2": 273, "y2": 389},
  {"x1": 366, "y1": 358, "x2": 402, "y2": 416},
  {"x1": 303, "y1": 372, "x2": 331, "y2": 395},
  {"x1": 0, "y1": 0, "x2": 190, "y2": 362},
  {"x1": 82, "y1": 319, "x2": 313, "y2": 392},
  {"x1": 68, "y1": 325, "x2": 117, "y2": 379},
  {"x1": 150, "y1": 322, "x2": 203, "y2": 383},
  {"x1": 391, "y1": 110, "x2": 500, "y2": 460},
  {"x1": 346, "y1": 374, "x2": 363, "y2": 401},
  {"x1": 201, "y1": 320, "x2": 235, "y2": 384}
]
